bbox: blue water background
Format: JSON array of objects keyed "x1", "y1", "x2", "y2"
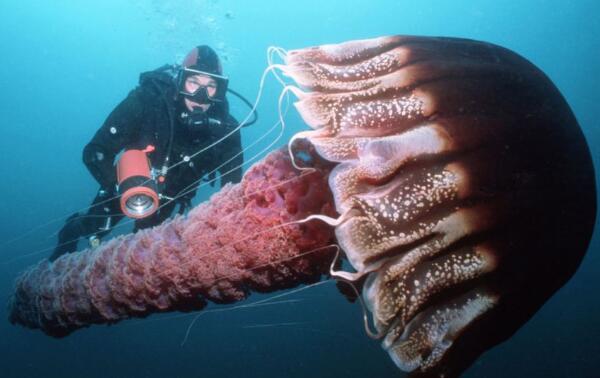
[{"x1": 0, "y1": 1, "x2": 599, "y2": 377}]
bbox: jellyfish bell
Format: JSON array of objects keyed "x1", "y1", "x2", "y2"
[{"x1": 284, "y1": 35, "x2": 596, "y2": 376}]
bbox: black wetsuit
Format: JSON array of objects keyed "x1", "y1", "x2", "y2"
[{"x1": 50, "y1": 66, "x2": 243, "y2": 261}]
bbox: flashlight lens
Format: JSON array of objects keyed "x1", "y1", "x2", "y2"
[{"x1": 125, "y1": 194, "x2": 155, "y2": 217}]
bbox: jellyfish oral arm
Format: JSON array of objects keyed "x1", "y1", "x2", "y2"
[{"x1": 9, "y1": 149, "x2": 336, "y2": 337}]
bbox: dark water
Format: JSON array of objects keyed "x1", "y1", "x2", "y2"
[{"x1": 0, "y1": 1, "x2": 598, "y2": 377}]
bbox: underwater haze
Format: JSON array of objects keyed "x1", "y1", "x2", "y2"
[{"x1": 1, "y1": 0, "x2": 599, "y2": 377}]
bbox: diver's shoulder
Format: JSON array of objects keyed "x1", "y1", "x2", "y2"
[
  {"x1": 139, "y1": 64, "x2": 179, "y2": 86},
  {"x1": 132, "y1": 64, "x2": 179, "y2": 103}
]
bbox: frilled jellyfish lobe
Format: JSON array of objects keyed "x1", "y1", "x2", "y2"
[{"x1": 284, "y1": 35, "x2": 596, "y2": 376}]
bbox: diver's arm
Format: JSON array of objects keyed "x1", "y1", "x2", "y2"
[
  {"x1": 82, "y1": 89, "x2": 144, "y2": 190},
  {"x1": 218, "y1": 115, "x2": 244, "y2": 186}
]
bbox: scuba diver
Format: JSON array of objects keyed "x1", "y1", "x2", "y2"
[{"x1": 50, "y1": 45, "x2": 256, "y2": 262}]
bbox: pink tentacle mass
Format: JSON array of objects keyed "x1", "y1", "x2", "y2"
[{"x1": 9, "y1": 149, "x2": 336, "y2": 337}]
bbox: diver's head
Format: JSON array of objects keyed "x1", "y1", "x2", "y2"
[
  {"x1": 178, "y1": 45, "x2": 229, "y2": 113},
  {"x1": 182, "y1": 73, "x2": 218, "y2": 112}
]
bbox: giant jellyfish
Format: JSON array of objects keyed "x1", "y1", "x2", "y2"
[{"x1": 9, "y1": 36, "x2": 596, "y2": 377}]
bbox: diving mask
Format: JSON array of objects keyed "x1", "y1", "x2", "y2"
[{"x1": 177, "y1": 67, "x2": 229, "y2": 104}]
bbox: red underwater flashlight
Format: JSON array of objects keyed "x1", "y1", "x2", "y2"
[{"x1": 116, "y1": 146, "x2": 159, "y2": 219}]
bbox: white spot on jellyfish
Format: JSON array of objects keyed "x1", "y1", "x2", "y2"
[{"x1": 110, "y1": 127, "x2": 117, "y2": 134}]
